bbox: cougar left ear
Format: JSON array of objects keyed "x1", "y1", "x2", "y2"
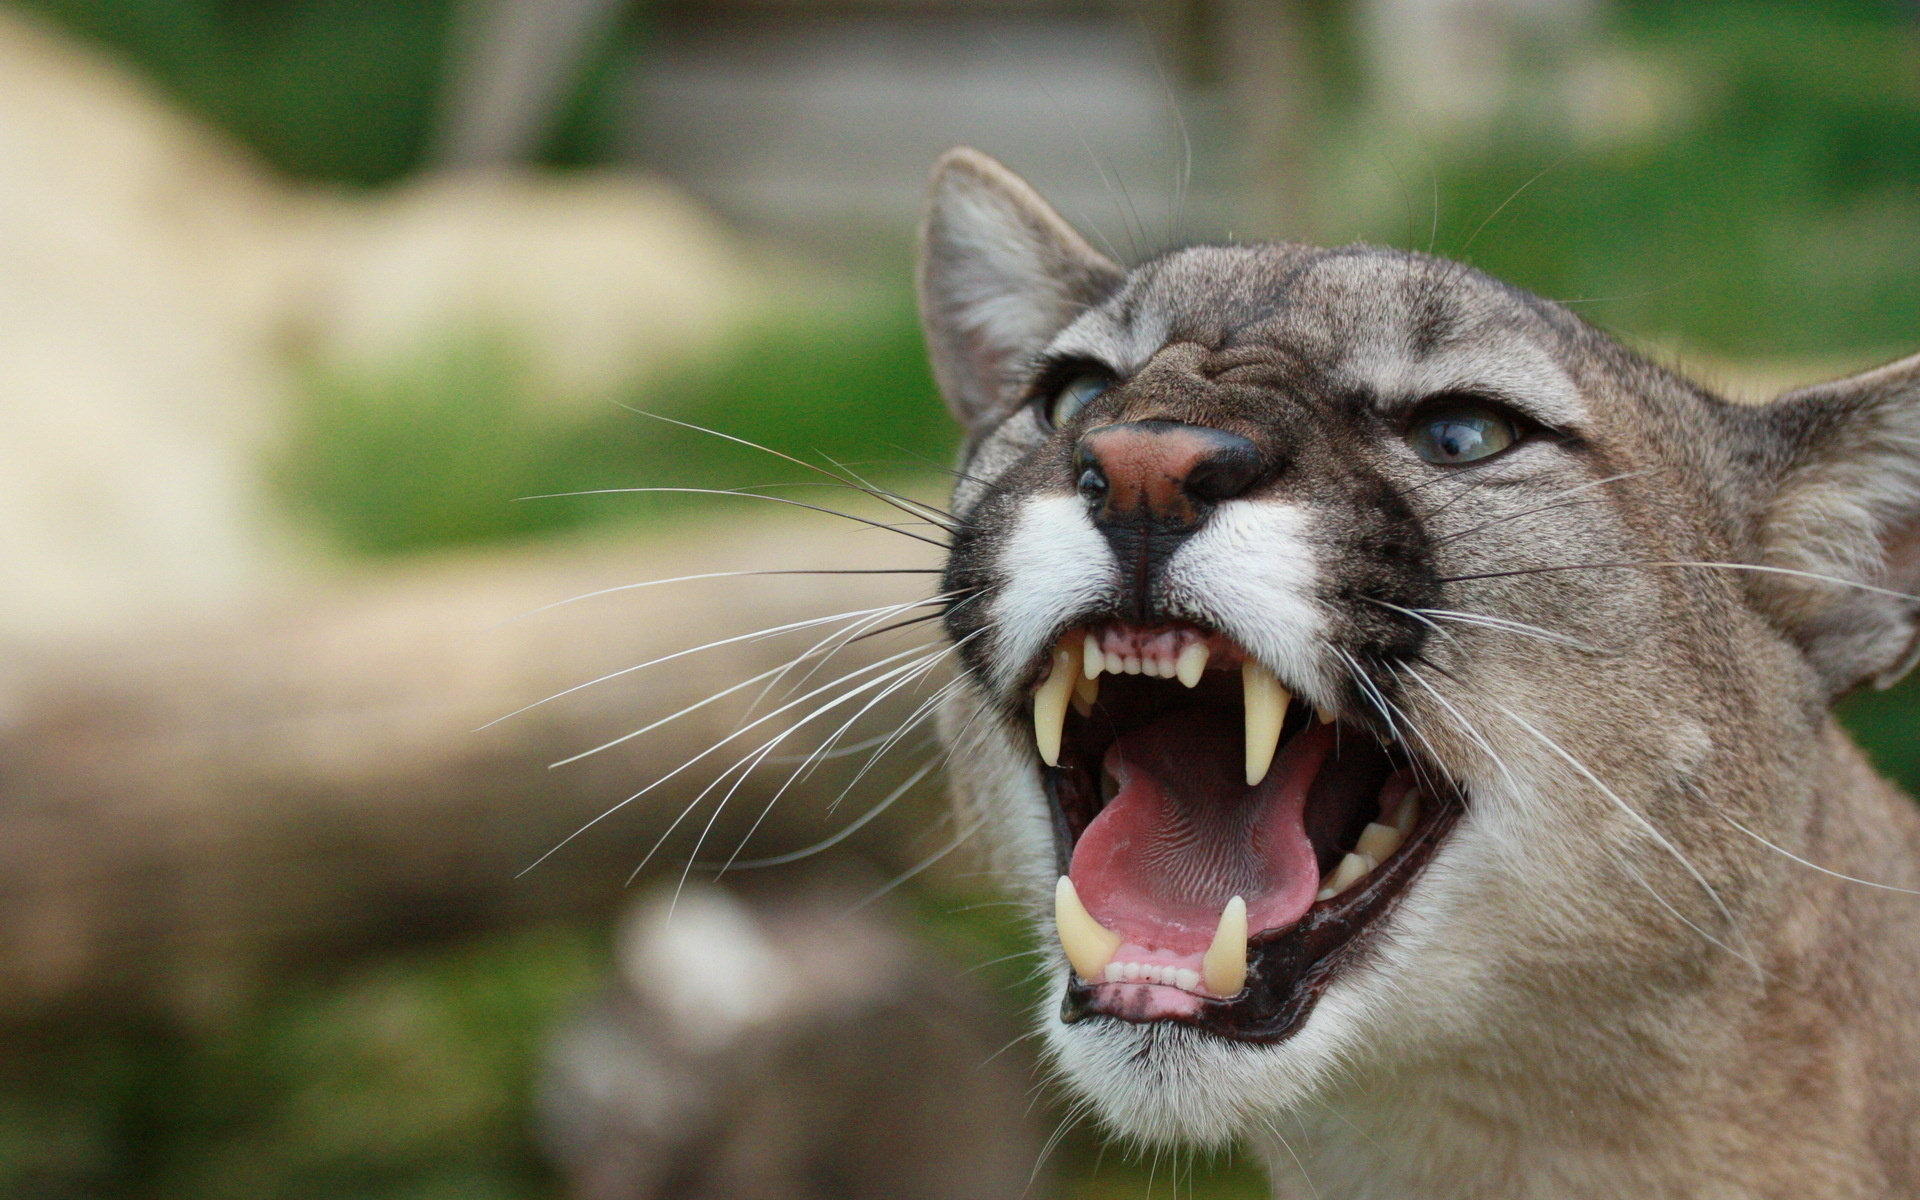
[
  {"x1": 916, "y1": 147, "x2": 1123, "y2": 431},
  {"x1": 1748, "y1": 351, "x2": 1920, "y2": 696}
]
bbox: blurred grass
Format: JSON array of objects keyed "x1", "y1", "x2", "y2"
[
  {"x1": 276, "y1": 295, "x2": 953, "y2": 557},
  {"x1": 1, "y1": 925, "x2": 602, "y2": 1200}
]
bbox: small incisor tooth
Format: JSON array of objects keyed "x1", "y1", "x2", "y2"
[
  {"x1": 1354, "y1": 821, "x2": 1403, "y2": 863},
  {"x1": 1054, "y1": 875, "x2": 1123, "y2": 982},
  {"x1": 1316, "y1": 852, "x2": 1377, "y2": 901},
  {"x1": 1071, "y1": 672, "x2": 1100, "y2": 717},
  {"x1": 1082, "y1": 635, "x2": 1103, "y2": 679},
  {"x1": 1032, "y1": 639, "x2": 1078, "y2": 766},
  {"x1": 1175, "y1": 641, "x2": 1210, "y2": 687},
  {"x1": 1202, "y1": 895, "x2": 1249, "y2": 997},
  {"x1": 1242, "y1": 660, "x2": 1290, "y2": 785}
]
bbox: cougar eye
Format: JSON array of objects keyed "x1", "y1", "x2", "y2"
[
  {"x1": 1407, "y1": 399, "x2": 1519, "y2": 465},
  {"x1": 1045, "y1": 372, "x2": 1111, "y2": 428}
]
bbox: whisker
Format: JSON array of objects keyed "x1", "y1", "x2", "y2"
[
  {"x1": 516, "y1": 642, "x2": 947, "y2": 877},
  {"x1": 847, "y1": 812, "x2": 988, "y2": 911},
  {"x1": 1438, "y1": 558, "x2": 1920, "y2": 603},
  {"x1": 1432, "y1": 469, "x2": 1654, "y2": 545},
  {"x1": 1484, "y1": 698, "x2": 1756, "y2": 968},
  {"x1": 479, "y1": 567, "x2": 943, "y2": 631},
  {"x1": 484, "y1": 595, "x2": 945, "y2": 731},
  {"x1": 1719, "y1": 813, "x2": 1920, "y2": 896},
  {"x1": 710, "y1": 752, "x2": 941, "y2": 871},
  {"x1": 517, "y1": 485, "x2": 954, "y2": 548},
  {"x1": 617, "y1": 407, "x2": 970, "y2": 532},
  {"x1": 625, "y1": 646, "x2": 956, "y2": 886}
]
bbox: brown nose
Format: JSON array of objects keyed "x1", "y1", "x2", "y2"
[{"x1": 1074, "y1": 420, "x2": 1265, "y2": 531}]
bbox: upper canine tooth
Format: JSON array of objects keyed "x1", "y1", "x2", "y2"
[
  {"x1": 1175, "y1": 642, "x2": 1209, "y2": 687},
  {"x1": 1055, "y1": 875, "x2": 1124, "y2": 982},
  {"x1": 1033, "y1": 639, "x2": 1078, "y2": 766},
  {"x1": 1242, "y1": 660, "x2": 1290, "y2": 785},
  {"x1": 1202, "y1": 895, "x2": 1249, "y2": 997}
]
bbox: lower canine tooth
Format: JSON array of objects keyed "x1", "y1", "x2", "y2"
[
  {"x1": 1055, "y1": 876, "x2": 1124, "y2": 982},
  {"x1": 1032, "y1": 639, "x2": 1078, "y2": 766},
  {"x1": 1202, "y1": 895, "x2": 1249, "y2": 997},
  {"x1": 1242, "y1": 661, "x2": 1290, "y2": 785},
  {"x1": 1316, "y1": 852, "x2": 1376, "y2": 901}
]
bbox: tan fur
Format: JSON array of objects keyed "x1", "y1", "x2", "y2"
[{"x1": 916, "y1": 147, "x2": 1920, "y2": 1197}]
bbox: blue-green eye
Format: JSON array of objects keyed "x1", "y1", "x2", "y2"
[
  {"x1": 1047, "y1": 372, "x2": 1111, "y2": 428},
  {"x1": 1408, "y1": 401, "x2": 1519, "y2": 465}
]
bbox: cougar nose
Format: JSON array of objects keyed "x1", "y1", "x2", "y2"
[{"x1": 1074, "y1": 420, "x2": 1265, "y2": 532}]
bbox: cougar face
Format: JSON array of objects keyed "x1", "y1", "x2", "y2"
[{"x1": 917, "y1": 147, "x2": 1920, "y2": 1190}]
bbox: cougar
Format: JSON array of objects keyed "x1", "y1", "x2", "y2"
[{"x1": 912, "y1": 146, "x2": 1920, "y2": 1196}]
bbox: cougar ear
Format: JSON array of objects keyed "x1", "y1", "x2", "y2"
[
  {"x1": 916, "y1": 147, "x2": 1124, "y2": 430},
  {"x1": 1748, "y1": 351, "x2": 1920, "y2": 696}
]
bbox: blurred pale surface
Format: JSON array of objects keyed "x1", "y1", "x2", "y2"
[{"x1": 0, "y1": 8, "x2": 759, "y2": 651}]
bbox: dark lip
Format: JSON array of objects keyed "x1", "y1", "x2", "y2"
[{"x1": 1054, "y1": 784, "x2": 1462, "y2": 1042}]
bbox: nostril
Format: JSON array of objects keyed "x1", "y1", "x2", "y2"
[
  {"x1": 1077, "y1": 466, "x2": 1108, "y2": 503},
  {"x1": 1184, "y1": 439, "x2": 1264, "y2": 504}
]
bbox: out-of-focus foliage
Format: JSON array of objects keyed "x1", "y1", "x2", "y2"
[
  {"x1": 1340, "y1": 0, "x2": 1920, "y2": 358},
  {"x1": 0, "y1": 926, "x2": 600, "y2": 1200},
  {"x1": 10, "y1": 0, "x2": 458, "y2": 183},
  {"x1": 276, "y1": 296, "x2": 950, "y2": 556}
]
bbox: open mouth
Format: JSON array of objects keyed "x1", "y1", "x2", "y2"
[{"x1": 1027, "y1": 622, "x2": 1463, "y2": 1043}]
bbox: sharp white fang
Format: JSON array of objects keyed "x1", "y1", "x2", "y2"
[
  {"x1": 1083, "y1": 636, "x2": 1103, "y2": 679},
  {"x1": 1071, "y1": 672, "x2": 1099, "y2": 717},
  {"x1": 1392, "y1": 789, "x2": 1422, "y2": 835},
  {"x1": 1202, "y1": 895, "x2": 1249, "y2": 997},
  {"x1": 1242, "y1": 660, "x2": 1290, "y2": 785},
  {"x1": 1176, "y1": 642, "x2": 1209, "y2": 687},
  {"x1": 1054, "y1": 876, "x2": 1124, "y2": 982},
  {"x1": 1033, "y1": 640, "x2": 1077, "y2": 766},
  {"x1": 1316, "y1": 852, "x2": 1377, "y2": 901},
  {"x1": 1354, "y1": 821, "x2": 1403, "y2": 862}
]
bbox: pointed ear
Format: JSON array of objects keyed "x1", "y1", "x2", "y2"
[
  {"x1": 915, "y1": 147, "x2": 1124, "y2": 430},
  {"x1": 1749, "y1": 352, "x2": 1920, "y2": 695}
]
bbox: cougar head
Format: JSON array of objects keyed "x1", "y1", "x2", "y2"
[{"x1": 915, "y1": 147, "x2": 1920, "y2": 1147}]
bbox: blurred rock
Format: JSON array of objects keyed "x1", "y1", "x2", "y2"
[
  {"x1": 0, "y1": 9, "x2": 759, "y2": 651},
  {"x1": 302, "y1": 170, "x2": 753, "y2": 406},
  {"x1": 538, "y1": 880, "x2": 1044, "y2": 1200}
]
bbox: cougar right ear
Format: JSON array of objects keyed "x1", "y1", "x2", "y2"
[{"x1": 915, "y1": 147, "x2": 1124, "y2": 431}]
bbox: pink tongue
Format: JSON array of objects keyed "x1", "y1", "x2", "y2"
[{"x1": 1068, "y1": 712, "x2": 1331, "y2": 955}]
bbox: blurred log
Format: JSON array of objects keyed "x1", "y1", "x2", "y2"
[{"x1": 0, "y1": 517, "x2": 945, "y2": 1025}]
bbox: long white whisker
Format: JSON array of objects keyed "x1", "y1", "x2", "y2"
[
  {"x1": 712, "y1": 752, "x2": 942, "y2": 872},
  {"x1": 629, "y1": 646, "x2": 955, "y2": 889},
  {"x1": 517, "y1": 642, "x2": 943, "y2": 877},
  {"x1": 1720, "y1": 813, "x2": 1920, "y2": 896},
  {"x1": 482, "y1": 597, "x2": 940, "y2": 731},
  {"x1": 1415, "y1": 608, "x2": 1602, "y2": 653},
  {"x1": 1485, "y1": 698, "x2": 1757, "y2": 968},
  {"x1": 477, "y1": 567, "x2": 940, "y2": 632},
  {"x1": 848, "y1": 812, "x2": 988, "y2": 911},
  {"x1": 520, "y1": 485, "x2": 953, "y2": 548}
]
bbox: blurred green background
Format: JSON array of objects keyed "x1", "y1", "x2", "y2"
[{"x1": 3, "y1": 1, "x2": 1916, "y2": 1197}]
